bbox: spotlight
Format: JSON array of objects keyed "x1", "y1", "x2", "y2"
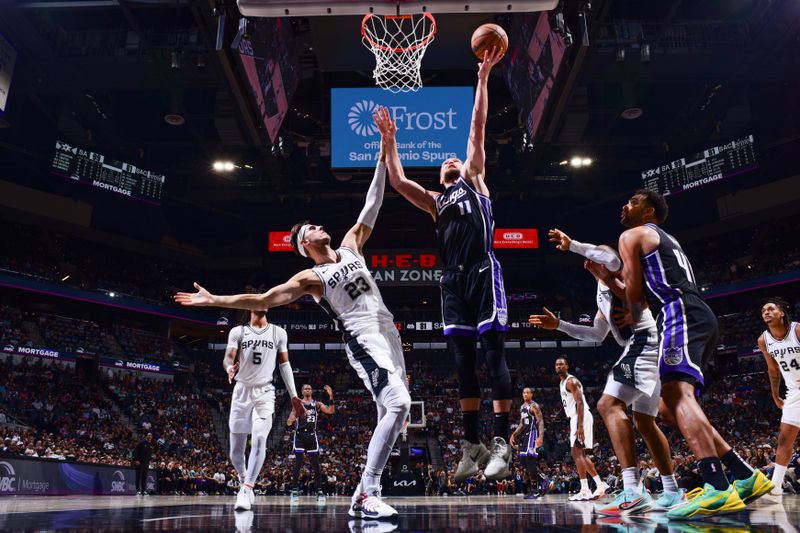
[
  {"x1": 581, "y1": 158, "x2": 593, "y2": 166},
  {"x1": 570, "y1": 157, "x2": 583, "y2": 167},
  {"x1": 61, "y1": 274, "x2": 70, "y2": 281},
  {"x1": 213, "y1": 160, "x2": 236, "y2": 172},
  {"x1": 109, "y1": 292, "x2": 116, "y2": 298}
]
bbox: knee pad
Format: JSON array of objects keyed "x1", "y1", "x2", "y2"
[
  {"x1": 481, "y1": 331, "x2": 511, "y2": 400},
  {"x1": 449, "y1": 336, "x2": 480, "y2": 399}
]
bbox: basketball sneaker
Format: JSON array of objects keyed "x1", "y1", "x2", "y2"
[
  {"x1": 234, "y1": 487, "x2": 253, "y2": 511},
  {"x1": 454, "y1": 440, "x2": 490, "y2": 481},
  {"x1": 595, "y1": 487, "x2": 654, "y2": 516},
  {"x1": 349, "y1": 491, "x2": 399, "y2": 519},
  {"x1": 317, "y1": 490, "x2": 326, "y2": 503},
  {"x1": 665, "y1": 484, "x2": 745, "y2": 519},
  {"x1": 591, "y1": 480, "x2": 611, "y2": 499},
  {"x1": 652, "y1": 489, "x2": 686, "y2": 512},
  {"x1": 348, "y1": 519, "x2": 399, "y2": 533},
  {"x1": 569, "y1": 489, "x2": 593, "y2": 501},
  {"x1": 484, "y1": 437, "x2": 511, "y2": 480},
  {"x1": 732, "y1": 470, "x2": 774, "y2": 504}
]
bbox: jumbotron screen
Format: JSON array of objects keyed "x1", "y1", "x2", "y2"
[
  {"x1": 51, "y1": 140, "x2": 165, "y2": 204},
  {"x1": 641, "y1": 135, "x2": 758, "y2": 197}
]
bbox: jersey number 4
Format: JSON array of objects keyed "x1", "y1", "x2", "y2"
[
  {"x1": 345, "y1": 276, "x2": 371, "y2": 300},
  {"x1": 779, "y1": 359, "x2": 800, "y2": 372}
]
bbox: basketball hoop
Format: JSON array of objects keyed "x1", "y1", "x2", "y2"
[{"x1": 361, "y1": 12, "x2": 436, "y2": 93}]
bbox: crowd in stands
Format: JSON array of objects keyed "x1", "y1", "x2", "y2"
[{"x1": 0, "y1": 305, "x2": 34, "y2": 349}]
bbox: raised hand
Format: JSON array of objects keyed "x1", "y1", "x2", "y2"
[
  {"x1": 584, "y1": 259, "x2": 613, "y2": 283},
  {"x1": 324, "y1": 384, "x2": 333, "y2": 398},
  {"x1": 174, "y1": 282, "x2": 214, "y2": 307},
  {"x1": 528, "y1": 307, "x2": 560, "y2": 330},
  {"x1": 372, "y1": 106, "x2": 397, "y2": 140},
  {"x1": 548, "y1": 228, "x2": 572, "y2": 252},
  {"x1": 477, "y1": 46, "x2": 503, "y2": 80}
]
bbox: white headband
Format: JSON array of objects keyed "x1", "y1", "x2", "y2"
[{"x1": 296, "y1": 224, "x2": 311, "y2": 258}]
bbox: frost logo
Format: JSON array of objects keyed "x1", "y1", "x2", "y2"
[
  {"x1": 0, "y1": 461, "x2": 17, "y2": 492},
  {"x1": 111, "y1": 470, "x2": 127, "y2": 493},
  {"x1": 348, "y1": 100, "x2": 379, "y2": 137}
]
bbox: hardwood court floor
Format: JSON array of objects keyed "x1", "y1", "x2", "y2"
[{"x1": 0, "y1": 493, "x2": 797, "y2": 531}]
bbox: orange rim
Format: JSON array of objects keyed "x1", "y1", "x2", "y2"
[{"x1": 361, "y1": 12, "x2": 437, "y2": 53}]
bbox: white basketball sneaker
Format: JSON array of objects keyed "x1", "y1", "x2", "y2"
[
  {"x1": 568, "y1": 489, "x2": 593, "y2": 501},
  {"x1": 592, "y1": 481, "x2": 610, "y2": 500},
  {"x1": 484, "y1": 437, "x2": 511, "y2": 480},
  {"x1": 235, "y1": 486, "x2": 253, "y2": 511},
  {"x1": 349, "y1": 491, "x2": 399, "y2": 519},
  {"x1": 454, "y1": 440, "x2": 490, "y2": 481}
]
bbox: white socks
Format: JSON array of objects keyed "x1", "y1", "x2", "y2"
[
  {"x1": 580, "y1": 478, "x2": 589, "y2": 492},
  {"x1": 662, "y1": 473, "x2": 679, "y2": 494},
  {"x1": 771, "y1": 464, "x2": 787, "y2": 493},
  {"x1": 622, "y1": 467, "x2": 638, "y2": 491},
  {"x1": 592, "y1": 474, "x2": 603, "y2": 488}
]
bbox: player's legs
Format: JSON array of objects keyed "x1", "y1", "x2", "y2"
[
  {"x1": 772, "y1": 422, "x2": 800, "y2": 493},
  {"x1": 292, "y1": 450, "x2": 305, "y2": 490},
  {"x1": 448, "y1": 334, "x2": 481, "y2": 443},
  {"x1": 309, "y1": 452, "x2": 323, "y2": 494},
  {"x1": 480, "y1": 330, "x2": 512, "y2": 440},
  {"x1": 244, "y1": 387, "x2": 274, "y2": 486},
  {"x1": 359, "y1": 370, "x2": 411, "y2": 494},
  {"x1": 597, "y1": 393, "x2": 636, "y2": 469},
  {"x1": 228, "y1": 382, "x2": 253, "y2": 484}
]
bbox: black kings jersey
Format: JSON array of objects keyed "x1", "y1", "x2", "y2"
[
  {"x1": 436, "y1": 177, "x2": 495, "y2": 268},
  {"x1": 519, "y1": 402, "x2": 535, "y2": 440},
  {"x1": 640, "y1": 223, "x2": 701, "y2": 315},
  {"x1": 296, "y1": 400, "x2": 318, "y2": 434}
]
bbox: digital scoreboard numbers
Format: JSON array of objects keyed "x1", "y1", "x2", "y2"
[
  {"x1": 641, "y1": 135, "x2": 757, "y2": 196},
  {"x1": 51, "y1": 141, "x2": 165, "y2": 204}
]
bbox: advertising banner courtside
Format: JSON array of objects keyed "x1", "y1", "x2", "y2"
[
  {"x1": 493, "y1": 228, "x2": 539, "y2": 249},
  {"x1": 331, "y1": 87, "x2": 473, "y2": 168},
  {"x1": 268, "y1": 231, "x2": 293, "y2": 252}
]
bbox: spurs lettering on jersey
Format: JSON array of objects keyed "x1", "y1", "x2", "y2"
[
  {"x1": 764, "y1": 322, "x2": 800, "y2": 391},
  {"x1": 226, "y1": 324, "x2": 287, "y2": 386},
  {"x1": 312, "y1": 247, "x2": 395, "y2": 336}
]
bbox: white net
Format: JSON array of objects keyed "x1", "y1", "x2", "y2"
[{"x1": 361, "y1": 13, "x2": 436, "y2": 93}]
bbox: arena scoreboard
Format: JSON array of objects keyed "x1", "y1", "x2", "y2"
[
  {"x1": 51, "y1": 140, "x2": 165, "y2": 204},
  {"x1": 641, "y1": 135, "x2": 757, "y2": 196}
]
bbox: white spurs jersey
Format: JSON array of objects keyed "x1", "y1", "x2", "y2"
[
  {"x1": 226, "y1": 323, "x2": 287, "y2": 387},
  {"x1": 560, "y1": 373, "x2": 591, "y2": 419},
  {"x1": 312, "y1": 247, "x2": 395, "y2": 336},
  {"x1": 763, "y1": 322, "x2": 800, "y2": 391},
  {"x1": 596, "y1": 281, "x2": 657, "y2": 346}
]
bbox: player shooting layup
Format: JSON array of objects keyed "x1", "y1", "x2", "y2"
[{"x1": 372, "y1": 47, "x2": 514, "y2": 481}]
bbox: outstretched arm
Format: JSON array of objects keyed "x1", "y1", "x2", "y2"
[
  {"x1": 372, "y1": 106, "x2": 438, "y2": 217},
  {"x1": 174, "y1": 270, "x2": 321, "y2": 310},
  {"x1": 341, "y1": 142, "x2": 387, "y2": 254},
  {"x1": 462, "y1": 47, "x2": 503, "y2": 192}
]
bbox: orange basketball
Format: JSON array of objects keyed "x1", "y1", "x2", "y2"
[{"x1": 470, "y1": 23, "x2": 508, "y2": 61}]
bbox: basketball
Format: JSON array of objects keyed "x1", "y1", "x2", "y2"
[{"x1": 471, "y1": 23, "x2": 508, "y2": 61}]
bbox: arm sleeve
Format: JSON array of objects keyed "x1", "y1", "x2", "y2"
[
  {"x1": 226, "y1": 326, "x2": 242, "y2": 350},
  {"x1": 569, "y1": 240, "x2": 622, "y2": 272},
  {"x1": 356, "y1": 161, "x2": 386, "y2": 229},
  {"x1": 275, "y1": 326, "x2": 288, "y2": 353},
  {"x1": 279, "y1": 361, "x2": 298, "y2": 398},
  {"x1": 556, "y1": 313, "x2": 611, "y2": 343}
]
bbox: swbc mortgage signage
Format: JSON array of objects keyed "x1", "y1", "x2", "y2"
[{"x1": 0, "y1": 457, "x2": 156, "y2": 496}]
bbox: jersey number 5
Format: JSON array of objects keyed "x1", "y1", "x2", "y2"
[
  {"x1": 345, "y1": 276, "x2": 371, "y2": 300},
  {"x1": 253, "y1": 350, "x2": 262, "y2": 365}
]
